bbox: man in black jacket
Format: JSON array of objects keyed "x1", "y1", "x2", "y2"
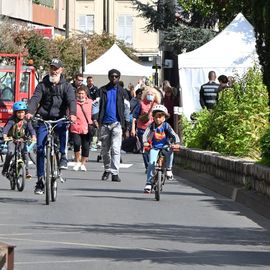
[
  {"x1": 94, "y1": 69, "x2": 130, "y2": 182},
  {"x1": 26, "y1": 58, "x2": 77, "y2": 194}
]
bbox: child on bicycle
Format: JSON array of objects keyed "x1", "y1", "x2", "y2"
[
  {"x1": 143, "y1": 104, "x2": 180, "y2": 193},
  {"x1": 2, "y1": 101, "x2": 36, "y2": 179}
]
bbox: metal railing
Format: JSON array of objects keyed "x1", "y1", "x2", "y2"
[{"x1": 32, "y1": 0, "x2": 54, "y2": 8}]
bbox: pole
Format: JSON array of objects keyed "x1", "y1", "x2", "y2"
[{"x1": 65, "y1": 0, "x2": 69, "y2": 38}]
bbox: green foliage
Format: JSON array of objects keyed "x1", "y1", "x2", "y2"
[
  {"x1": 163, "y1": 24, "x2": 216, "y2": 53},
  {"x1": 260, "y1": 125, "x2": 270, "y2": 161},
  {"x1": 182, "y1": 68, "x2": 269, "y2": 159},
  {"x1": 252, "y1": 1, "x2": 270, "y2": 103}
]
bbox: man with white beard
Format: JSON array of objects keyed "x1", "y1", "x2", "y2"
[{"x1": 26, "y1": 58, "x2": 77, "y2": 194}]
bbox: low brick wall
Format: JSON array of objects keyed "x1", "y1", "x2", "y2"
[{"x1": 174, "y1": 147, "x2": 270, "y2": 198}]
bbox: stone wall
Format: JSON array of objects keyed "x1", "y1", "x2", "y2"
[{"x1": 174, "y1": 147, "x2": 270, "y2": 198}]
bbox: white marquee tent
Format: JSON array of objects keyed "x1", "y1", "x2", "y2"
[
  {"x1": 178, "y1": 13, "x2": 258, "y2": 118},
  {"x1": 83, "y1": 44, "x2": 153, "y2": 87}
]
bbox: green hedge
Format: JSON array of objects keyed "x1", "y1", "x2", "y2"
[{"x1": 182, "y1": 67, "x2": 270, "y2": 160}]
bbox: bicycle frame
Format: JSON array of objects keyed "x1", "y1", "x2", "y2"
[
  {"x1": 33, "y1": 116, "x2": 70, "y2": 205},
  {"x1": 8, "y1": 139, "x2": 26, "y2": 192}
]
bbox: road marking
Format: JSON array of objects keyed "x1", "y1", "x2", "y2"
[
  {"x1": 119, "y1": 164, "x2": 133, "y2": 168},
  {"x1": 0, "y1": 236, "x2": 155, "y2": 251}
]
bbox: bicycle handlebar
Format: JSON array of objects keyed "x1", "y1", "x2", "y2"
[{"x1": 33, "y1": 116, "x2": 71, "y2": 126}]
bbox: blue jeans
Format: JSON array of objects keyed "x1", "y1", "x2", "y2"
[
  {"x1": 146, "y1": 148, "x2": 174, "y2": 184},
  {"x1": 36, "y1": 122, "x2": 68, "y2": 177},
  {"x1": 137, "y1": 128, "x2": 149, "y2": 169}
]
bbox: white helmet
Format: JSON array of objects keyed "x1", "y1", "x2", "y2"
[{"x1": 152, "y1": 104, "x2": 169, "y2": 117}]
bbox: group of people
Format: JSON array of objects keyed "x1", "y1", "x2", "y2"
[
  {"x1": 199, "y1": 71, "x2": 234, "y2": 110},
  {"x1": 1, "y1": 58, "x2": 181, "y2": 194}
]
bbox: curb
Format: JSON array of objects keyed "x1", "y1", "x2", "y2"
[{"x1": 174, "y1": 166, "x2": 270, "y2": 221}]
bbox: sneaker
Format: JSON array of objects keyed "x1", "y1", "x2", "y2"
[
  {"x1": 166, "y1": 169, "x2": 174, "y2": 180},
  {"x1": 26, "y1": 173, "x2": 32, "y2": 179},
  {"x1": 112, "y1": 174, "x2": 121, "y2": 182},
  {"x1": 101, "y1": 171, "x2": 110, "y2": 181},
  {"x1": 144, "y1": 184, "x2": 152, "y2": 194},
  {"x1": 34, "y1": 179, "x2": 44, "y2": 195},
  {"x1": 73, "y1": 162, "x2": 81, "y2": 171},
  {"x1": 80, "y1": 164, "x2": 87, "y2": 171},
  {"x1": 60, "y1": 157, "x2": 68, "y2": 170}
]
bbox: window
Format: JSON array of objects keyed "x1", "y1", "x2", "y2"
[
  {"x1": 79, "y1": 15, "x2": 94, "y2": 33},
  {"x1": 117, "y1": 15, "x2": 133, "y2": 45}
]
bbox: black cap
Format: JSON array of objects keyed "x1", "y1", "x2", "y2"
[{"x1": 50, "y1": 58, "x2": 63, "y2": 68}]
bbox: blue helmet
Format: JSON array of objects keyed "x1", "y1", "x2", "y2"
[{"x1": 13, "y1": 101, "x2": 28, "y2": 112}]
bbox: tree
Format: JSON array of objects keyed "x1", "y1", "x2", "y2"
[
  {"x1": 252, "y1": 1, "x2": 270, "y2": 105},
  {"x1": 132, "y1": 0, "x2": 252, "y2": 53}
]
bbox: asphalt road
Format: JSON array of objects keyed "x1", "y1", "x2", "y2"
[{"x1": 0, "y1": 151, "x2": 270, "y2": 270}]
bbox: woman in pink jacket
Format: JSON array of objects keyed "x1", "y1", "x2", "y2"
[{"x1": 70, "y1": 85, "x2": 94, "y2": 171}]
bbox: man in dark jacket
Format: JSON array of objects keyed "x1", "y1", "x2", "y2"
[
  {"x1": 87, "y1": 76, "x2": 99, "y2": 100},
  {"x1": 94, "y1": 69, "x2": 130, "y2": 182},
  {"x1": 199, "y1": 71, "x2": 220, "y2": 110},
  {"x1": 26, "y1": 58, "x2": 77, "y2": 194}
]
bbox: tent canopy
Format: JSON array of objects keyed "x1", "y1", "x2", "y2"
[
  {"x1": 83, "y1": 44, "x2": 152, "y2": 87},
  {"x1": 178, "y1": 13, "x2": 258, "y2": 118}
]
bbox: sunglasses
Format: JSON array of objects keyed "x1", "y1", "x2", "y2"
[{"x1": 110, "y1": 75, "x2": 119, "y2": 78}]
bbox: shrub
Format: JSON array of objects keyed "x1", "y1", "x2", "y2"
[{"x1": 182, "y1": 67, "x2": 269, "y2": 159}]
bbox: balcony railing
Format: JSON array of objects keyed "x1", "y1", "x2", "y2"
[{"x1": 32, "y1": 0, "x2": 54, "y2": 8}]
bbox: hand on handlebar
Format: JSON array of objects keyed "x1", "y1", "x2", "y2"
[
  {"x1": 171, "y1": 144, "x2": 180, "y2": 152},
  {"x1": 25, "y1": 113, "x2": 33, "y2": 120}
]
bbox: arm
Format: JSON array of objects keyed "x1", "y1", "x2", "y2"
[
  {"x1": 27, "y1": 83, "x2": 44, "y2": 115},
  {"x1": 142, "y1": 124, "x2": 152, "y2": 144},
  {"x1": 65, "y1": 84, "x2": 77, "y2": 116},
  {"x1": 2, "y1": 120, "x2": 13, "y2": 140},
  {"x1": 26, "y1": 121, "x2": 36, "y2": 140},
  {"x1": 167, "y1": 123, "x2": 181, "y2": 144},
  {"x1": 199, "y1": 85, "x2": 206, "y2": 109}
]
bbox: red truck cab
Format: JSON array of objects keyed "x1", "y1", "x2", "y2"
[{"x1": 0, "y1": 53, "x2": 36, "y2": 127}]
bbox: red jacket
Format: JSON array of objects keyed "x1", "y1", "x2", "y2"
[{"x1": 70, "y1": 98, "x2": 93, "y2": 134}]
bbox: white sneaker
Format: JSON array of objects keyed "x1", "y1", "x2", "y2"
[
  {"x1": 73, "y1": 162, "x2": 81, "y2": 171},
  {"x1": 166, "y1": 169, "x2": 174, "y2": 180},
  {"x1": 144, "y1": 184, "x2": 152, "y2": 193},
  {"x1": 80, "y1": 164, "x2": 87, "y2": 171}
]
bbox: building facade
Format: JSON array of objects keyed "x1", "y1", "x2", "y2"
[
  {"x1": 0, "y1": 0, "x2": 159, "y2": 64},
  {"x1": 73, "y1": 0, "x2": 159, "y2": 64}
]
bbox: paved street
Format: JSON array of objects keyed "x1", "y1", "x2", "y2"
[{"x1": 0, "y1": 151, "x2": 270, "y2": 270}]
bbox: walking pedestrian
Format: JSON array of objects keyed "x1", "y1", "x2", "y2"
[
  {"x1": 95, "y1": 69, "x2": 130, "y2": 182},
  {"x1": 70, "y1": 85, "x2": 95, "y2": 171}
]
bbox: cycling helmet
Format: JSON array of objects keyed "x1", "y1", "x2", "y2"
[
  {"x1": 13, "y1": 101, "x2": 28, "y2": 112},
  {"x1": 152, "y1": 104, "x2": 170, "y2": 118}
]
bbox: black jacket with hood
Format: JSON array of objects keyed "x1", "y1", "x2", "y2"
[{"x1": 28, "y1": 74, "x2": 76, "y2": 120}]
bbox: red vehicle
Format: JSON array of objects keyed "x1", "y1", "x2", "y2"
[{"x1": 0, "y1": 53, "x2": 36, "y2": 127}]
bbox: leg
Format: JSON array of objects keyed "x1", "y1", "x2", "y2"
[
  {"x1": 110, "y1": 123, "x2": 122, "y2": 176},
  {"x1": 56, "y1": 122, "x2": 69, "y2": 169},
  {"x1": 36, "y1": 124, "x2": 48, "y2": 178},
  {"x1": 146, "y1": 148, "x2": 159, "y2": 184},
  {"x1": 80, "y1": 134, "x2": 90, "y2": 171},
  {"x1": 137, "y1": 128, "x2": 148, "y2": 170},
  {"x1": 100, "y1": 125, "x2": 111, "y2": 172},
  {"x1": 2, "y1": 142, "x2": 15, "y2": 175}
]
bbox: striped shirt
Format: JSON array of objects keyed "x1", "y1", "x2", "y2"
[{"x1": 199, "y1": 81, "x2": 220, "y2": 109}]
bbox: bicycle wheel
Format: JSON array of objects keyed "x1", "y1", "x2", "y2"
[
  {"x1": 155, "y1": 170, "x2": 161, "y2": 201},
  {"x1": 9, "y1": 164, "x2": 16, "y2": 190},
  {"x1": 45, "y1": 145, "x2": 51, "y2": 205},
  {"x1": 16, "y1": 162, "x2": 25, "y2": 192},
  {"x1": 51, "y1": 153, "x2": 58, "y2": 202}
]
